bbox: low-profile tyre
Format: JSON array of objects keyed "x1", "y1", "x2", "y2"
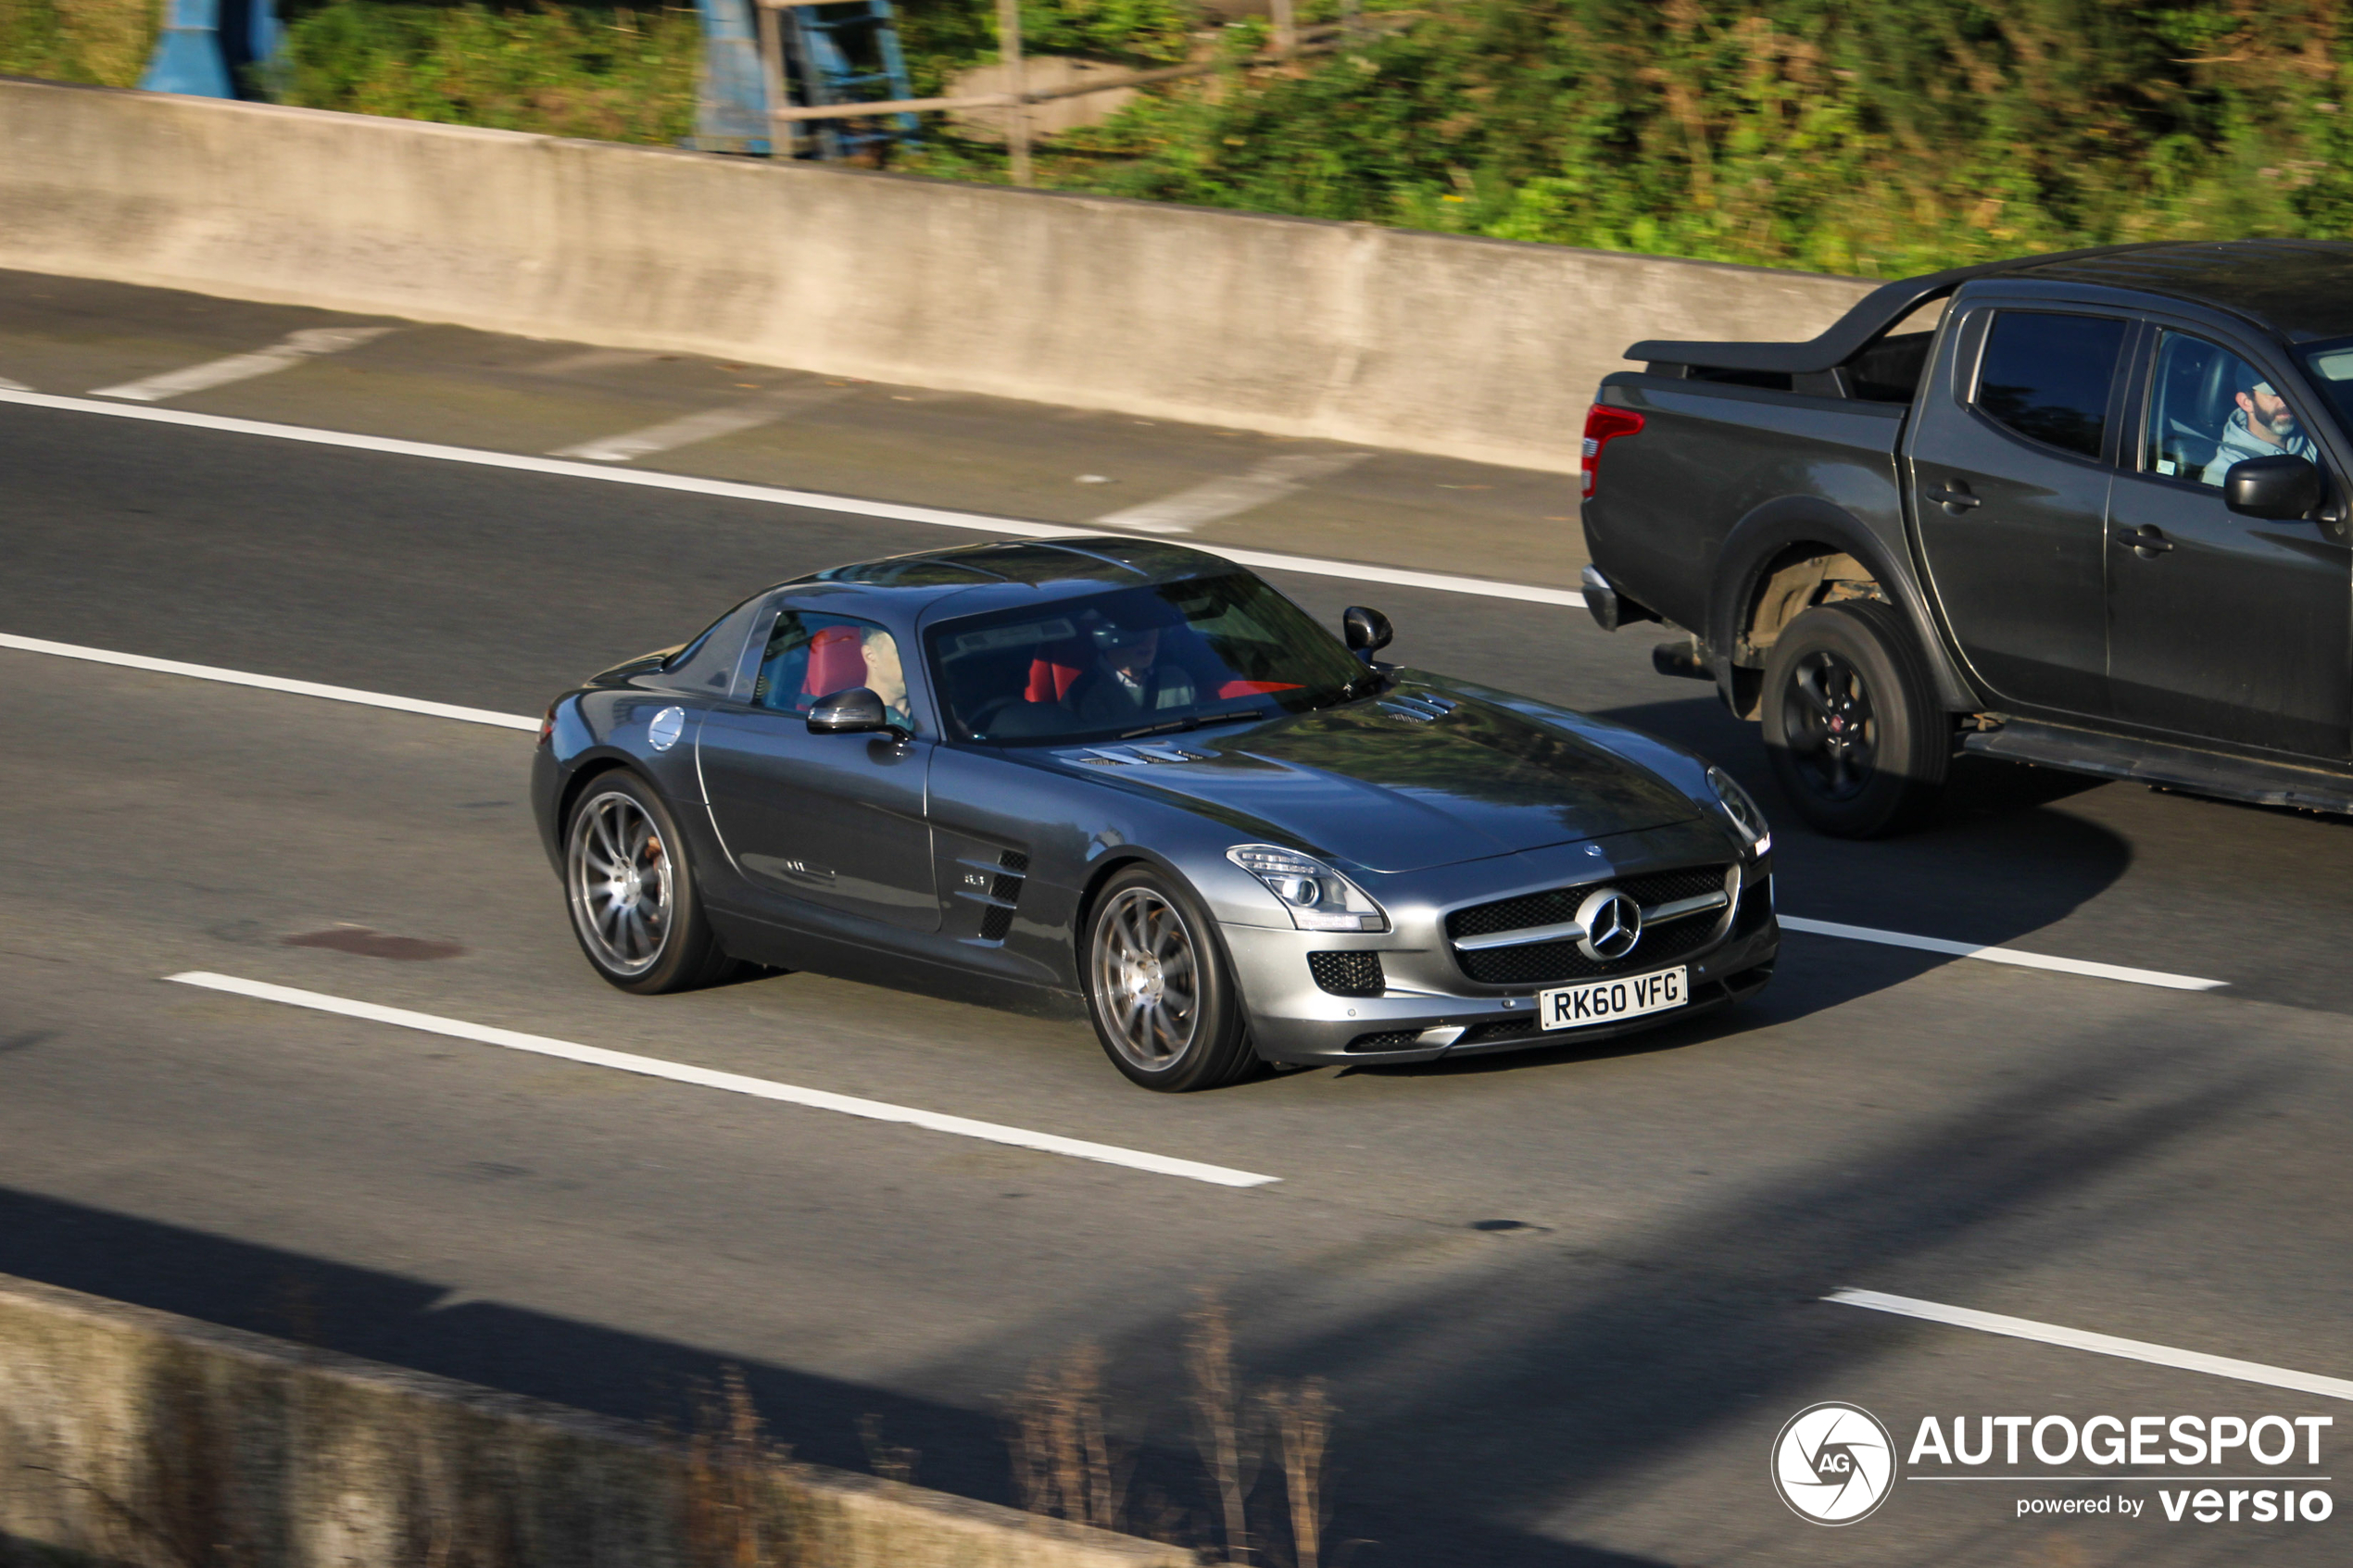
[
  {"x1": 563, "y1": 771, "x2": 738, "y2": 994},
  {"x1": 1760, "y1": 599, "x2": 1950, "y2": 839},
  {"x1": 1083, "y1": 864, "x2": 1259, "y2": 1093}
]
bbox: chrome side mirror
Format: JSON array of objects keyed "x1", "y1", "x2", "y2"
[
  {"x1": 1342, "y1": 606, "x2": 1394, "y2": 661},
  {"x1": 807, "y1": 686, "x2": 897, "y2": 735}
]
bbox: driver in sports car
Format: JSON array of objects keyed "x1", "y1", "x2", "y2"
[{"x1": 1065, "y1": 612, "x2": 1198, "y2": 723}]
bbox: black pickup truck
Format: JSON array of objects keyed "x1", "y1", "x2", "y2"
[{"x1": 1579, "y1": 239, "x2": 2353, "y2": 836}]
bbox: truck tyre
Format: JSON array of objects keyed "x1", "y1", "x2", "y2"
[{"x1": 1760, "y1": 600, "x2": 1949, "y2": 838}]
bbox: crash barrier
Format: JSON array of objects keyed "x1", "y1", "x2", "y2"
[
  {"x1": 0, "y1": 76, "x2": 1875, "y2": 473},
  {"x1": 0, "y1": 1271, "x2": 1189, "y2": 1568}
]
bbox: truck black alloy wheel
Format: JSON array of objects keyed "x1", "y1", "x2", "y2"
[
  {"x1": 1760, "y1": 600, "x2": 1949, "y2": 839},
  {"x1": 1083, "y1": 864, "x2": 1259, "y2": 1092},
  {"x1": 564, "y1": 771, "x2": 739, "y2": 994}
]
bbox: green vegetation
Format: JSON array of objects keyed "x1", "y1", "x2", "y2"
[
  {"x1": 12, "y1": 0, "x2": 2353, "y2": 278},
  {"x1": 273, "y1": 0, "x2": 698, "y2": 144}
]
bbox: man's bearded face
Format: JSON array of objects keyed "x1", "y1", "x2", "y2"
[{"x1": 2247, "y1": 385, "x2": 2299, "y2": 438}]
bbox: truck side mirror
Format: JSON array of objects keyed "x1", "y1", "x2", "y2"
[
  {"x1": 1342, "y1": 607, "x2": 1393, "y2": 661},
  {"x1": 2223, "y1": 454, "x2": 2322, "y2": 521},
  {"x1": 807, "y1": 686, "x2": 895, "y2": 734}
]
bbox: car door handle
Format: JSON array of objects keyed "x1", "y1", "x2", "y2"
[
  {"x1": 2113, "y1": 525, "x2": 2174, "y2": 555},
  {"x1": 1927, "y1": 483, "x2": 1982, "y2": 511}
]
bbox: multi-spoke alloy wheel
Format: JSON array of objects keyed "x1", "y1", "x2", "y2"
[
  {"x1": 569, "y1": 789, "x2": 674, "y2": 976},
  {"x1": 560, "y1": 772, "x2": 737, "y2": 994},
  {"x1": 1761, "y1": 600, "x2": 1949, "y2": 839},
  {"x1": 1083, "y1": 866, "x2": 1258, "y2": 1092},
  {"x1": 1092, "y1": 886, "x2": 1202, "y2": 1072}
]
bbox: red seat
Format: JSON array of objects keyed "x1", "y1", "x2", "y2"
[
  {"x1": 1026, "y1": 642, "x2": 1084, "y2": 703},
  {"x1": 1218, "y1": 680, "x2": 1302, "y2": 699},
  {"x1": 803, "y1": 623, "x2": 868, "y2": 700}
]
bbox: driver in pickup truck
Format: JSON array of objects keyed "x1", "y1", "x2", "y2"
[{"x1": 2207, "y1": 365, "x2": 2318, "y2": 483}]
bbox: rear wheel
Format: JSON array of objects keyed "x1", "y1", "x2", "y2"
[
  {"x1": 564, "y1": 772, "x2": 738, "y2": 993},
  {"x1": 1083, "y1": 865, "x2": 1258, "y2": 1092},
  {"x1": 1760, "y1": 600, "x2": 1949, "y2": 838}
]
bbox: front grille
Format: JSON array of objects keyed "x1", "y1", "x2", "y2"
[
  {"x1": 1446, "y1": 864, "x2": 1730, "y2": 985},
  {"x1": 1345, "y1": 1030, "x2": 1421, "y2": 1053},
  {"x1": 1308, "y1": 951, "x2": 1385, "y2": 997}
]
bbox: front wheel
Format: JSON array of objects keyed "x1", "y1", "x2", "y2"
[
  {"x1": 1083, "y1": 865, "x2": 1259, "y2": 1092},
  {"x1": 1760, "y1": 599, "x2": 1949, "y2": 838},
  {"x1": 563, "y1": 771, "x2": 738, "y2": 994}
]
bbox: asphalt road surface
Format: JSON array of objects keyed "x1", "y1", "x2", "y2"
[{"x1": 6, "y1": 276, "x2": 2353, "y2": 1567}]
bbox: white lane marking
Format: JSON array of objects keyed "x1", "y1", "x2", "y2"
[
  {"x1": 167, "y1": 972, "x2": 1280, "y2": 1188},
  {"x1": 0, "y1": 389, "x2": 1582, "y2": 608},
  {"x1": 1828, "y1": 1287, "x2": 2353, "y2": 1401},
  {"x1": 90, "y1": 326, "x2": 398, "y2": 403},
  {"x1": 1095, "y1": 451, "x2": 1372, "y2": 534},
  {"x1": 0, "y1": 633, "x2": 537, "y2": 731},
  {"x1": 0, "y1": 374, "x2": 29, "y2": 391},
  {"x1": 1779, "y1": 914, "x2": 2223, "y2": 992},
  {"x1": 551, "y1": 387, "x2": 849, "y2": 462}
]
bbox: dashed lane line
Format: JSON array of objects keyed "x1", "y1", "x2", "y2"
[
  {"x1": 89, "y1": 326, "x2": 398, "y2": 403},
  {"x1": 0, "y1": 388, "x2": 1584, "y2": 609},
  {"x1": 1778, "y1": 914, "x2": 2223, "y2": 992},
  {"x1": 1094, "y1": 450, "x2": 1373, "y2": 534},
  {"x1": 1829, "y1": 1287, "x2": 2353, "y2": 1401},
  {"x1": 0, "y1": 633, "x2": 538, "y2": 731},
  {"x1": 166, "y1": 972, "x2": 1281, "y2": 1189},
  {"x1": 550, "y1": 386, "x2": 853, "y2": 463},
  {"x1": 0, "y1": 633, "x2": 2236, "y2": 998}
]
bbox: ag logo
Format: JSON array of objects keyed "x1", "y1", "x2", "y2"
[{"x1": 1771, "y1": 1402, "x2": 1895, "y2": 1525}]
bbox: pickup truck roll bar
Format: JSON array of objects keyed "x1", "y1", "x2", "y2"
[{"x1": 1628, "y1": 245, "x2": 2172, "y2": 375}]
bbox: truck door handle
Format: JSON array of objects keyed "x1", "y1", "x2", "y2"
[
  {"x1": 2114, "y1": 525, "x2": 2174, "y2": 555},
  {"x1": 1927, "y1": 483, "x2": 1982, "y2": 511}
]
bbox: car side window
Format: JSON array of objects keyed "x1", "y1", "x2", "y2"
[
  {"x1": 753, "y1": 611, "x2": 912, "y2": 727},
  {"x1": 2145, "y1": 332, "x2": 2256, "y2": 484},
  {"x1": 1973, "y1": 310, "x2": 2129, "y2": 460}
]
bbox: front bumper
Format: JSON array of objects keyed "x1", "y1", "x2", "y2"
[{"x1": 1225, "y1": 844, "x2": 1779, "y2": 1066}]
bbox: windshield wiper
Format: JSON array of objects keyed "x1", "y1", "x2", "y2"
[{"x1": 1118, "y1": 707, "x2": 1269, "y2": 739}]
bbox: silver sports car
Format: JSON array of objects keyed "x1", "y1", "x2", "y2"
[{"x1": 531, "y1": 537, "x2": 1779, "y2": 1091}]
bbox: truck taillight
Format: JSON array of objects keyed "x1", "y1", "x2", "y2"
[{"x1": 1581, "y1": 405, "x2": 1644, "y2": 499}]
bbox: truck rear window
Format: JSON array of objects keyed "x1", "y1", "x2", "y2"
[{"x1": 1974, "y1": 311, "x2": 2127, "y2": 460}]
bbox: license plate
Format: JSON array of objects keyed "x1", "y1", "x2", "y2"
[{"x1": 1539, "y1": 967, "x2": 1686, "y2": 1031}]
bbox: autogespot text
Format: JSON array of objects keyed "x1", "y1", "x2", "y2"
[{"x1": 1907, "y1": 1414, "x2": 2335, "y2": 1525}]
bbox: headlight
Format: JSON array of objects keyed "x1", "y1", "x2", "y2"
[
  {"x1": 1705, "y1": 766, "x2": 1772, "y2": 858},
  {"x1": 1227, "y1": 845, "x2": 1390, "y2": 932}
]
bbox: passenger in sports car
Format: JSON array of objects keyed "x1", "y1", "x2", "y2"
[{"x1": 1065, "y1": 612, "x2": 1199, "y2": 722}]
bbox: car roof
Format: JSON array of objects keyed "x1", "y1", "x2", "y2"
[
  {"x1": 1984, "y1": 239, "x2": 2353, "y2": 340},
  {"x1": 767, "y1": 536, "x2": 1247, "y2": 623}
]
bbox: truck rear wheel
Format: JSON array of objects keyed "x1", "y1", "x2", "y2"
[{"x1": 1760, "y1": 600, "x2": 1948, "y2": 838}]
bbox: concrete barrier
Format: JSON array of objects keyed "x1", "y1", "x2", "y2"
[
  {"x1": 0, "y1": 1271, "x2": 1190, "y2": 1568},
  {"x1": 0, "y1": 75, "x2": 1874, "y2": 473}
]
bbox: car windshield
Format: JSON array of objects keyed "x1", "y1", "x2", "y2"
[
  {"x1": 926, "y1": 571, "x2": 1366, "y2": 746},
  {"x1": 2296, "y1": 338, "x2": 2353, "y2": 435}
]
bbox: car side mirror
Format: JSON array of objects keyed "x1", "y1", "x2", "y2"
[
  {"x1": 2223, "y1": 454, "x2": 2322, "y2": 521},
  {"x1": 1342, "y1": 607, "x2": 1393, "y2": 662},
  {"x1": 807, "y1": 686, "x2": 898, "y2": 735}
]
